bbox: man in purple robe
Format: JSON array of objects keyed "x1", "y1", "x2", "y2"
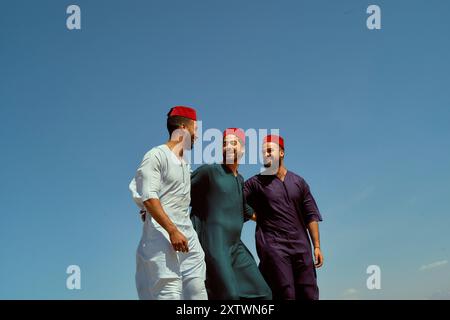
[{"x1": 243, "y1": 134, "x2": 324, "y2": 300}]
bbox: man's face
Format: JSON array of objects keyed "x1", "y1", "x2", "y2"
[
  {"x1": 262, "y1": 142, "x2": 284, "y2": 169},
  {"x1": 223, "y1": 135, "x2": 244, "y2": 164},
  {"x1": 183, "y1": 120, "x2": 198, "y2": 150}
]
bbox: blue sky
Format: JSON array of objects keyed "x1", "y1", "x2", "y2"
[{"x1": 1, "y1": 0, "x2": 449, "y2": 299}]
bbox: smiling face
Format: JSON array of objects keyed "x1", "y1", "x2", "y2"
[
  {"x1": 223, "y1": 134, "x2": 244, "y2": 164},
  {"x1": 262, "y1": 141, "x2": 284, "y2": 169}
]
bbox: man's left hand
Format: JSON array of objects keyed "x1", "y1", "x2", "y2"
[{"x1": 314, "y1": 247, "x2": 324, "y2": 268}]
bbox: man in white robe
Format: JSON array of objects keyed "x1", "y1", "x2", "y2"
[{"x1": 129, "y1": 106, "x2": 207, "y2": 300}]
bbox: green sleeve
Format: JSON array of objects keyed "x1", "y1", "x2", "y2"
[
  {"x1": 190, "y1": 165, "x2": 210, "y2": 210},
  {"x1": 239, "y1": 175, "x2": 254, "y2": 221},
  {"x1": 243, "y1": 202, "x2": 254, "y2": 222}
]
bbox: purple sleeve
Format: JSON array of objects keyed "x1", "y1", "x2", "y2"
[
  {"x1": 300, "y1": 180, "x2": 323, "y2": 224},
  {"x1": 244, "y1": 177, "x2": 257, "y2": 209}
]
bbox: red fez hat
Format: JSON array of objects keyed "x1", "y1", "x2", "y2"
[
  {"x1": 263, "y1": 134, "x2": 285, "y2": 150},
  {"x1": 223, "y1": 128, "x2": 246, "y2": 145},
  {"x1": 167, "y1": 106, "x2": 197, "y2": 121}
]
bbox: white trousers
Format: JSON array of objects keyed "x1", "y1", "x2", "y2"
[{"x1": 139, "y1": 276, "x2": 207, "y2": 300}]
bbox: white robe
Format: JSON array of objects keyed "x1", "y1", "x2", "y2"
[{"x1": 129, "y1": 144, "x2": 206, "y2": 299}]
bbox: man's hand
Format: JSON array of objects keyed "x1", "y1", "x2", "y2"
[
  {"x1": 314, "y1": 247, "x2": 324, "y2": 268},
  {"x1": 306, "y1": 221, "x2": 323, "y2": 268},
  {"x1": 168, "y1": 228, "x2": 189, "y2": 253},
  {"x1": 143, "y1": 198, "x2": 189, "y2": 252}
]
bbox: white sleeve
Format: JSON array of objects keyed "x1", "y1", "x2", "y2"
[
  {"x1": 129, "y1": 178, "x2": 144, "y2": 210},
  {"x1": 135, "y1": 149, "x2": 164, "y2": 203}
]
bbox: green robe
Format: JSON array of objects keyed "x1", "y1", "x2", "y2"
[{"x1": 190, "y1": 163, "x2": 272, "y2": 300}]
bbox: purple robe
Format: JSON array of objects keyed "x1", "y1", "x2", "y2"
[{"x1": 244, "y1": 170, "x2": 322, "y2": 300}]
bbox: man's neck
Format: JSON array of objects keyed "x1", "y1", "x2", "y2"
[
  {"x1": 225, "y1": 162, "x2": 239, "y2": 176},
  {"x1": 166, "y1": 140, "x2": 184, "y2": 158},
  {"x1": 276, "y1": 165, "x2": 287, "y2": 181},
  {"x1": 264, "y1": 162, "x2": 287, "y2": 179}
]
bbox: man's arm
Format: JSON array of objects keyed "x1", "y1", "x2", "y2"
[
  {"x1": 190, "y1": 165, "x2": 209, "y2": 211},
  {"x1": 243, "y1": 202, "x2": 257, "y2": 222},
  {"x1": 242, "y1": 177, "x2": 255, "y2": 222},
  {"x1": 144, "y1": 198, "x2": 189, "y2": 253},
  {"x1": 243, "y1": 177, "x2": 258, "y2": 222},
  {"x1": 307, "y1": 220, "x2": 323, "y2": 268},
  {"x1": 300, "y1": 179, "x2": 324, "y2": 268},
  {"x1": 136, "y1": 149, "x2": 189, "y2": 253}
]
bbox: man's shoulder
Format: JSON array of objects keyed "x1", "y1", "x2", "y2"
[
  {"x1": 246, "y1": 173, "x2": 265, "y2": 185},
  {"x1": 143, "y1": 144, "x2": 166, "y2": 159},
  {"x1": 288, "y1": 171, "x2": 310, "y2": 189},
  {"x1": 193, "y1": 163, "x2": 217, "y2": 172},
  {"x1": 192, "y1": 163, "x2": 220, "y2": 178},
  {"x1": 138, "y1": 145, "x2": 168, "y2": 170},
  {"x1": 289, "y1": 170, "x2": 305, "y2": 181}
]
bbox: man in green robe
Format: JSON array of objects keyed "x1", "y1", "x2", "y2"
[{"x1": 190, "y1": 128, "x2": 272, "y2": 300}]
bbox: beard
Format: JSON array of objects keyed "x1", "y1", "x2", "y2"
[
  {"x1": 224, "y1": 148, "x2": 243, "y2": 164},
  {"x1": 224, "y1": 153, "x2": 237, "y2": 164},
  {"x1": 182, "y1": 132, "x2": 195, "y2": 150},
  {"x1": 263, "y1": 157, "x2": 280, "y2": 170},
  {"x1": 263, "y1": 156, "x2": 276, "y2": 168},
  {"x1": 263, "y1": 160, "x2": 272, "y2": 168},
  {"x1": 181, "y1": 138, "x2": 192, "y2": 150}
]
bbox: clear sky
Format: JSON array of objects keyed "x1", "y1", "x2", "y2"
[{"x1": 1, "y1": 0, "x2": 449, "y2": 299}]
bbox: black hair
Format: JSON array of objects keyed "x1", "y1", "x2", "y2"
[{"x1": 167, "y1": 116, "x2": 193, "y2": 136}]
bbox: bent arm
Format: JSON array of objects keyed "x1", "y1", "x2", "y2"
[{"x1": 144, "y1": 198, "x2": 178, "y2": 235}]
